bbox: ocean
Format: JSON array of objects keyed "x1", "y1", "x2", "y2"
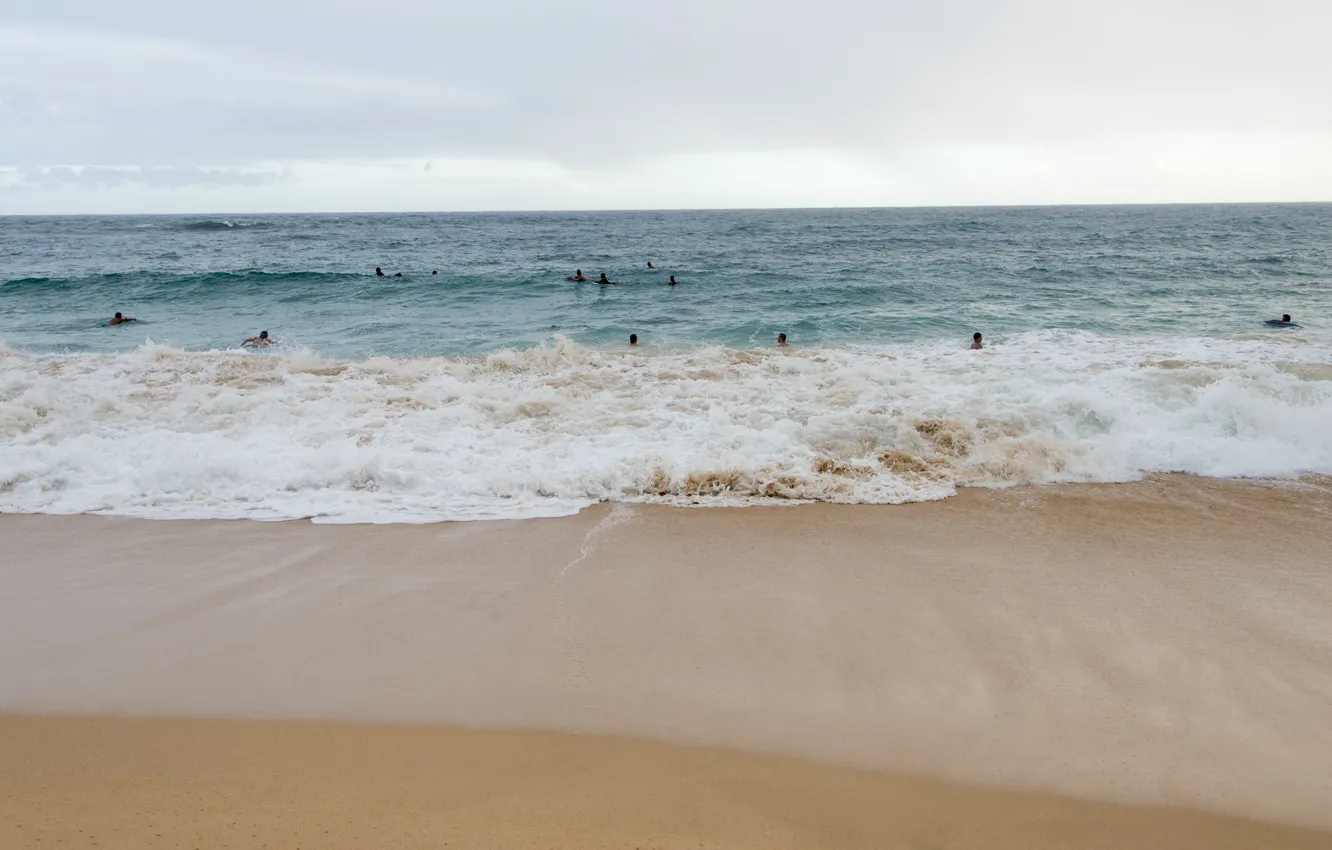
[{"x1": 2, "y1": 204, "x2": 1331, "y2": 522}]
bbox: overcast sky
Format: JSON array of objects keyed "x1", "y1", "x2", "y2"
[{"x1": 2, "y1": 0, "x2": 1329, "y2": 213}]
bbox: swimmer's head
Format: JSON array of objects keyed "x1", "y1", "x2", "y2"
[
  {"x1": 629, "y1": 334, "x2": 638, "y2": 345},
  {"x1": 114, "y1": 312, "x2": 123, "y2": 319},
  {"x1": 669, "y1": 275, "x2": 676, "y2": 283},
  {"x1": 259, "y1": 331, "x2": 269, "y2": 339},
  {"x1": 974, "y1": 332, "x2": 982, "y2": 341},
  {"x1": 1283, "y1": 314, "x2": 1291, "y2": 322},
  {"x1": 777, "y1": 333, "x2": 787, "y2": 344}
]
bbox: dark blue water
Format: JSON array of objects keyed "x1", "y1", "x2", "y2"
[{"x1": 4, "y1": 205, "x2": 1329, "y2": 357}]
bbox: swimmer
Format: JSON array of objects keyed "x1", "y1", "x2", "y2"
[
  {"x1": 567, "y1": 269, "x2": 588, "y2": 282},
  {"x1": 597, "y1": 273, "x2": 617, "y2": 285},
  {"x1": 432, "y1": 270, "x2": 438, "y2": 275},
  {"x1": 777, "y1": 332, "x2": 788, "y2": 347},
  {"x1": 970, "y1": 332, "x2": 983, "y2": 350},
  {"x1": 394, "y1": 272, "x2": 403, "y2": 278},
  {"x1": 629, "y1": 334, "x2": 639, "y2": 346},
  {"x1": 666, "y1": 275, "x2": 677, "y2": 285},
  {"x1": 375, "y1": 267, "x2": 385, "y2": 277},
  {"x1": 107, "y1": 312, "x2": 136, "y2": 326},
  {"x1": 242, "y1": 330, "x2": 274, "y2": 347},
  {"x1": 647, "y1": 262, "x2": 655, "y2": 269}
]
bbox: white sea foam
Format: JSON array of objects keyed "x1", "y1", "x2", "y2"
[{"x1": 2, "y1": 332, "x2": 1331, "y2": 523}]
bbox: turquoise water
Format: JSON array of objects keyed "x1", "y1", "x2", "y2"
[
  {"x1": 4, "y1": 204, "x2": 1329, "y2": 357},
  {"x1": 3, "y1": 204, "x2": 1332, "y2": 523}
]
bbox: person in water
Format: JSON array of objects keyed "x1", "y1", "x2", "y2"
[
  {"x1": 567, "y1": 269, "x2": 588, "y2": 282},
  {"x1": 597, "y1": 273, "x2": 616, "y2": 285},
  {"x1": 1281, "y1": 314, "x2": 1292, "y2": 323},
  {"x1": 242, "y1": 330, "x2": 274, "y2": 347},
  {"x1": 629, "y1": 334, "x2": 639, "y2": 346},
  {"x1": 647, "y1": 262, "x2": 655, "y2": 269},
  {"x1": 394, "y1": 272, "x2": 403, "y2": 278},
  {"x1": 777, "y1": 332, "x2": 788, "y2": 347},
  {"x1": 107, "y1": 312, "x2": 136, "y2": 326},
  {"x1": 666, "y1": 275, "x2": 677, "y2": 285},
  {"x1": 971, "y1": 332, "x2": 983, "y2": 350},
  {"x1": 375, "y1": 267, "x2": 385, "y2": 277}
]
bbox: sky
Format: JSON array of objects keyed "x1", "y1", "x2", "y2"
[{"x1": 1, "y1": 0, "x2": 1330, "y2": 213}]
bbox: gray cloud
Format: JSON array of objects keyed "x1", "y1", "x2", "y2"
[{"x1": 1, "y1": 0, "x2": 1330, "y2": 209}]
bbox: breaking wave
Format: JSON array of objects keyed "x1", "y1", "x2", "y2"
[{"x1": 2, "y1": 332, "x2": 1331, "y2": 522}]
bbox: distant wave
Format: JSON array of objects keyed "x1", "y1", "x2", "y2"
[
  {"x1": 3, "y1": 269, "x2": 371, "y2": 292},
  {"x1": 178, "y1": 220, "x2": 273, "y2": 231},
  {"x1": 1245, "y1": 255, "x2": 1291, "y2": 265},
  {"x1": 162, "y1": 270, "x2": 362, "y2": 283},
  {"x1": 3, "y1": 333, "x2": 1330, "y2": 523}
]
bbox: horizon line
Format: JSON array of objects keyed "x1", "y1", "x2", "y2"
[{"x1": 3, "y1": 199, "x2": 1331, "y2": 218}]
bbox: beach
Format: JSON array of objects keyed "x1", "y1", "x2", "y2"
[
  {"x1": 3, "y1": 476, "x2": 1331, "y2": 846},
  {"x1": 4, "y1": 716, "x2": 1331, "y2": 850}
]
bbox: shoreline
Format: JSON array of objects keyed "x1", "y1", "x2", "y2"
[
  {"x1": 4, "y1": 714, "x2": 1331, "y2": 850},
  {"x1": 3, "y1": 476, "x2": 1331, "y2": 833}
]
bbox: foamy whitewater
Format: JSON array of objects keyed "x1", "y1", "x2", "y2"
[
  {"x1": 3, "y1": 205, "x2": 1330, "y2": 521},
  {"x1": 3, "y1": 332, "x2": 1331, "y2": 522}
]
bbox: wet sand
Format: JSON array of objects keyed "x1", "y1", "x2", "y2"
[
  {"x1": 4, "y1": 714, "x2": 1331, "y2": 850},
  {"x1": 2, "y1": 477, "x2": 1331, "y2": 842}
]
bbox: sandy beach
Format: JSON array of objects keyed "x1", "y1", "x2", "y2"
[
  {"x1": 3, "y1": 476, "x2": 1331, "y2": 846},
  {"x1": 4, "y1": 715, "x2": 1331, "y2": 850}
]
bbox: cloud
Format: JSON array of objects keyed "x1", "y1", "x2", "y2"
[
  {"x1": 5, "y1": 165, "x2": 293, "y2": 190},
  {"x1": 1, "y1": 0, "x2": 1330, "y2": 211},
  {"x1": 5, "y1": 136, "x2": 1329, "y2": 215},
  {"x1": 0, "y1": 23, "x2": 502, "y2": 166}
]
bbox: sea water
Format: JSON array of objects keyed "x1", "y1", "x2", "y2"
[{"x1": 2, "y1": 205, "x2": 1330, "y2": 521}]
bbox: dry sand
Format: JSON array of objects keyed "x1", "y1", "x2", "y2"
[
  {"x1": 2, "y1": 476, "x2": 1331, "y2": 844},
  {"x1": 3, "y1": 714, "x2": 1331, "y2": 850}
]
